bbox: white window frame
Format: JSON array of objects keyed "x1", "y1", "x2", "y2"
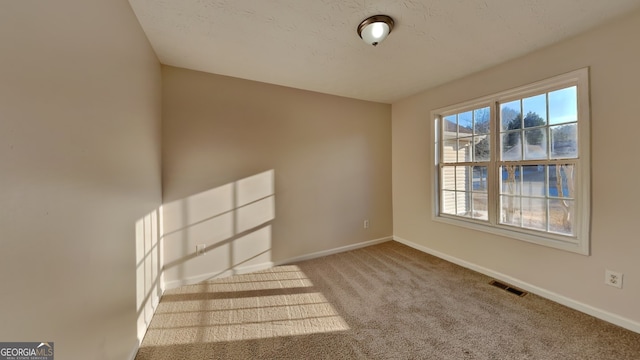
[{"x1": 432, "y1": 68, "x2": 591, "y2": 255}]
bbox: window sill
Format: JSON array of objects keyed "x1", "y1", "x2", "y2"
[{"x1": 432, "y1": 214, "x2": 589, "y2": 255}]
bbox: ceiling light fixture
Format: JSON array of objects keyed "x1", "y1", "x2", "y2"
[{"x1": 357, "y1": 15, "x2": 394, "y2": 46}]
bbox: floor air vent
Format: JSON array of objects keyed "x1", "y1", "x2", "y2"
[{"x1": 489, "y1": 280, "x2": 528, "y2": 297}]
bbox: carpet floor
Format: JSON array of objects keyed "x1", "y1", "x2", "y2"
[{"x1": 135, "y1": 241, "x2": 640, "y2": 359}]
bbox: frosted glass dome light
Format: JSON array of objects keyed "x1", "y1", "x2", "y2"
[{"x1": 357, "y1": 15, "x2": 394, "y2": 46}]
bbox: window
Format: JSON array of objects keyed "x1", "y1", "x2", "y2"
[{"x1": 433, "y1": 69, "x2": 590, "y2": 254}]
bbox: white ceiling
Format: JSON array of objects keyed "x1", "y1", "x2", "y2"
[{"x1": 128, "y1": 0, "x2": 640, "y2": 103}]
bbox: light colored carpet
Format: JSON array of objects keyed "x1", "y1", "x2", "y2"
[{"x1": 136, "y1": 241, "x2": 640, "y2": 359}]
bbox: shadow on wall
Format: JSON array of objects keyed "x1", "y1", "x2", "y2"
[
  {"x1": 161, "y1": 170, "x2": 276, "y2": 288},
  {"x1": 135, "y1": 170, "x2": 276, "y2": 344}
]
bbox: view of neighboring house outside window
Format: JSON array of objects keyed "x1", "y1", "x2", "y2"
[{"x1": 433, "y1": 68, "x2": 590, "y2": 254}]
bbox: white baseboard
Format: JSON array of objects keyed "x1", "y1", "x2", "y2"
[
  {"x1": 235, "y1": 262, "x2": 275, "y2": 275},
  {"x1": 128, "y1": 341, "x2": 140, "y2": 360},
  {"x1": 133, "y1": 274, "x2": 164, "y2": 359},
  {"x1": 163, "y1": 237, "x2": 393, "y2": 289},
  {"x1": 393, "y1": 236, "x2": 640, "y2": 334},
  {"x1": 275, "y1": 236, "x2": 393, "y2": 265},
  {"x1": 163, "y1": 262, "x2": 274, "y2": 290}
]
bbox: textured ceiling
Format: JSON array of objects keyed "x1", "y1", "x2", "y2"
[{"x1": 128, "y1": 0, "x2": 640, "y2": 103}]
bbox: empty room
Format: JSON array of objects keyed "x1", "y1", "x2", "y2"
[{"x1": 1, "y1": 0, "x2": 639, "y2": 359}]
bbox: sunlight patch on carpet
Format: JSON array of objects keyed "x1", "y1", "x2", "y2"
[
  {"x1": 141, "y1": 266, "x2": 349, "y2": 346},
  {"x1": 169, "y1": 265, "x2": 314, "y2": 294}
]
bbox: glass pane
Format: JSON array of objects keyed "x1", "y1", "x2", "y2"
[
  {"x1": 522, "y1": 165, "x2": 546, "y2": 197},
  {"x1": 523, "y1": 94, "x2": 547, "y2": 125},
  {"x1": 443, "y1": 115, "x2": 457, "y2": 133},
  {"x1": 474, "y1": 137, "x2": 490, "y2": 162},
  {"x1": 474, "y1": 107, "x2": 490, "y2": 135},
  {"x1": 458, "y1": 137, "x2": 473, "y2": 162},
  {"x1": 442, "y1": 139, "x2": 459, "y2": 163},
  {"x1": 523, "y1": 111, "x2": 546, "y2": 128},
  {"x1": 522, "y1": 197, "x2": 547, "y2": 231},
  {"x1": 455, "y1": 166, "x2": 472, "y2": 192},
  {"x1": 441, "y1": 190, "x2": 456, "y2": 215},
  {"x1": 501, "y1": 132, "x2": 522, "y2": 161},
  {"x1": 441, "y1": 166, "x2": 456, "y2": 190},
  {"x1": 548, "y1": 165, "x2": 575, "y2": 199},
  {"x1": 524, "y1": 128, "x2": 547, "y2": 160},
  {"x1": 501, "y1": 100, "x2": 521, "y2": 131},
  {"x1": 459, "y1": 111, "x2": 473, "y2": 134},
  {"x1": 550, "y1": 123, "x2": 577, "y2": 159},
  {"x1": 549, "y1": 86, "x2": 577, "y2": 125},
  {"x1": 549, "y1": 199, "x2": 574, "y2": 235},
  {"x1": 500, "y1": 195, "x2": 521, "y2": 226},
  {"x1": 472, "y1": 192, "x2": 488, "y2": 220},
  {"x1": 458, "y1": 191, "x2": 472, "y2": 218},
  {"x1": 472, "y1": 166, "x2": 488, "y2": 192},
  {"x1": 501, "y1": 165, "x2": 521, "y2": 195}
]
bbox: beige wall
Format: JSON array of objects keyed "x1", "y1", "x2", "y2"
[
  {"x1": 392, "y1": 9, "x2": 640, "y2": 328},
  {"x1": 3, "y1": 1, "x2": 637, "y2": 357},
  {"x1": 0, "y1": 1, "x2": 162, "y2": 359},
  {"x1": 162, "y1": 66, "x2": 392, "y2": 286}
]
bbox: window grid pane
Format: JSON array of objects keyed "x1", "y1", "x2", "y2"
[
  {"x1": 549, "y1": 86, "x2": 577, "y2": 125},
  {"x1": 439, "y1": 85, "x2": 580, "y2": 231},
  {"x1": 439, "y1": 165, "x2": 490, "y2": 221},
  {"x1": 500, "y1": 195, "x2": 521, "y2": 227},
  {"x1": 495, "y1": 85, "x2": 579, "y2": 234},
  {"x1": 439, "y1": 106, "x2": 491, "y2": 222},
  {"x1": 498, "y1": 162, "x2": 576, "y2": 232},
  {"x1": 442, "y1": 110, "x2": 492, "y2": 165},
  {"x1": 500, "y1": 87, "x2": 578, "y2": 162},
  {"x1": 549, "y1": 199, "x2": 575, "y2": 235},
  {"x1": 434, "y1": 69, "x2": 588, "y2": 253}
]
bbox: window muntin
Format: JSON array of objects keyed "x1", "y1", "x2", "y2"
[
  {"x1": 433, "y1": 69, "x2": 590, "y2": 254},
  {"x1": 440, "y1": 107, "x2": 491, "y2": 221},
  {"x1": 499, "y1": 164, "x2": 575, "y2": 236},
  {"x1": 499, "y1": 86, "x2": 578, "y2": 162},
  {"x1": 497, "y1": 86, "x2": 578, "y2": 236}
]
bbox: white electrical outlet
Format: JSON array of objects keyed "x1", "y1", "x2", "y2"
[
  {"x1": 605, "y1": 270, "x2": 623, "y2": 289},
  {"x1": 364, "y1": 219, "x2": 370, "y2": 229},
  {"x1": 196, "y1": 244, "x2": 206, "y2": 256}
]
